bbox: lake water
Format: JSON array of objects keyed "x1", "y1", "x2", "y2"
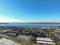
[{"x1": 0, "y1": 23, "x2": 60, "y2": 28}]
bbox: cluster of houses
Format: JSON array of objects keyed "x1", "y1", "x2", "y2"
[
  {"x1": 0, "y1": 27, "x2": 56, "y2": 45},
  {"x1": 0, "y1": 29, "x2": 17, "y2": 37}
]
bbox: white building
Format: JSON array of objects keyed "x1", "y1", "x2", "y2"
[
  {"x1": 36, "y1": 37, "x2": 55, "y2": 45},
  {"x1": 0, "y1": 38, "x2": 21, "y2": 45}
]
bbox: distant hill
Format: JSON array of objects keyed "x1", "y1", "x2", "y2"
[
  {"x1": 0, "y1": 23, "x2": 9, "y2": 24},
  {"x1": 0, "y1": 22, "x2": 60, "y2": 24},
  {"x1": 10, "y1": 22, "x2": 60, "y2": 24}
]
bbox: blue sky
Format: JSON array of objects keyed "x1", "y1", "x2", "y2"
[{"x1": 0, "y1": 0, "x2": 60, "y2": 22}]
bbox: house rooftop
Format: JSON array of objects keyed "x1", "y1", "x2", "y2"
[
  {"x1": 36, "y1": 37, "x2": 55, "y2": 45},
  {"x1": 36, "y1": 37, "x2": 53, "y2": 42},
  {"x1": 0, "y1": 38, "x2": 21, "y2": 45}
]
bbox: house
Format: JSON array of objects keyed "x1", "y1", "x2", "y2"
[
  {"x1": 0, "y1": 38, "x2": 21, "y2": 45},
  {"x1": 36, "y1": 37, "x2": 55, "y2": 45},
  {"x1": 0, "y1": 29, "x2": 12, "y2": 34}
]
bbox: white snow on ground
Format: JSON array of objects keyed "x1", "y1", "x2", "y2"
[{"x1": 0, "y1": 38, "x2": 21, "y2": 45}]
